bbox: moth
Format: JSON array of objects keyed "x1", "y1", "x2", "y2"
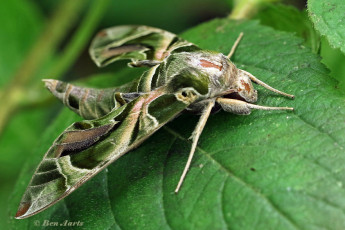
[{"x1": 15, "y1": 25, "x2": 294, "y2": 219}]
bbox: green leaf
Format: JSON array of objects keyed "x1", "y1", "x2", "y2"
[
  {"x1": 10, "y1": 19, "x2": 345, "y2": 229},
  {"x1": 256, "y1": 3, "x2": 345, "y2": 91},
  {"x1": 255, "y1": 4, "x2": 320, "y2": 53},
  {"x1": 308, "y1": 0, "x2": 345, "y2": 54}
]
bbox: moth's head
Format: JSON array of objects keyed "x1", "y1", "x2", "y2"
[
  {"x1": 215, "y1": 56, "x2": 257, "y2": 103},
  {"x1": 227, "y1": 68, "x2": 257, "y2": 103}
]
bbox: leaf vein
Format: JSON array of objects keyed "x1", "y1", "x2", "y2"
[{"x1": 164, "y1": 126, "x2": 302, "y2": 230}]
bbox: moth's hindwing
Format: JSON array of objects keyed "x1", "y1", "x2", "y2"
[
  {"x1": 89, "y1": 25, "x2": 199, "y2": 67},
  {"x1": 16, "y1": 87, "x2": 199, "y2": 219}
]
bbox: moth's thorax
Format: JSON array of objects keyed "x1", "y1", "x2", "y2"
[
  {"x1": 185, "y1": 51, "x2": 258, "y2": 103},
  {"x1": 162, "y1": 51, "x2": 231, "y2": 93},
  {"x1": 160, "y1": 51, "x2": 257, "y2": 105}
]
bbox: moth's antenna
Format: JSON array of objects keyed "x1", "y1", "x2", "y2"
[
  {"x1": 239, "y1": 69, "x2": 295, "y2": 99},
  {"x1": 227, "y1": 32, "x2": 244, "y2": 59},
  {"x1": 175, "y1": 100, "x2": 215, "y2": 193}
]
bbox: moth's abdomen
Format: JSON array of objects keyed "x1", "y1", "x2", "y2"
[{"x1": 44, "y1": 80, "x2": 124, "y2": 120}]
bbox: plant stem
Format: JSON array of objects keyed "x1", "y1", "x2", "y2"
[
  {"x1": 47, "y1": 0, "x2": 110, "y2": 77},
  {"x1": 0, "y1": 0, "x2": 85, "y2": 135},
  {"x1": 229, "y1": 0, "x2": 278, "y2": 20}
]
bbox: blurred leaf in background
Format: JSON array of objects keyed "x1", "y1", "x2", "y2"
[
  {"x1": 320, "y1": 37, "x2": 345, "y2": 90},
  {"x1": 0, "y1": 0, "x2": 44, "y2": 228},
  {"x1": 0, "y1": 1, "x2": 42, "y2": 84}
]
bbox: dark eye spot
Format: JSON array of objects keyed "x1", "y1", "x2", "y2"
[
  {"x1": 181, "y1": 91, "x2": 188, "y2": 97},
  {"x1": 73, "y1": 122, "x2": 92, "y2": 130},
  {"x1": 55, "y1": 81, "x2": 66, "y2": 93},
  {"x1": 68, "y1": 94, "x2": 79, "y2": 110}
]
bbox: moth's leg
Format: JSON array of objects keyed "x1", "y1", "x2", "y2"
[
  {"x1": 238, "y1": 69, "x2": 295, "y2": 99},
  {"x1": 227, "y1": 32, "x2": 244, "y2": 59},
  {"x1": 128, "y1": 60, "x2": 162, "y2": 67},
  {"x1": 175, "y1": 99, "x2": 216, "y2": 193},
  {"x1": 216, "y1": 97, "x2": 293, "y2": 115}
]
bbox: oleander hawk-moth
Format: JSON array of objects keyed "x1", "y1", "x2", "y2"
[{"x1": 15, "y1": 25, "x2": 294, "y2": 219}]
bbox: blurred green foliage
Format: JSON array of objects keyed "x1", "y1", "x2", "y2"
[
  {"x1": 2, "y1": 0, "x2": 345, "y2": 229},
  {"x1": 0, "y1": 0, "x2": 42, "y2": 85}
]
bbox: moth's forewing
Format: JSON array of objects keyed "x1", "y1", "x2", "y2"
[
  {"x1": 89, "y1": 25, "x2": 197, "y2": 67},
  {"x1": 15, "y1": 87, "x2": 196, "y2": 219},
  {"x1": 44, "y1": 79, "x2": 141, "y2": 120},
  {"x1": 16, "y1": 24, "x2": 207, "y2": 219}
]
